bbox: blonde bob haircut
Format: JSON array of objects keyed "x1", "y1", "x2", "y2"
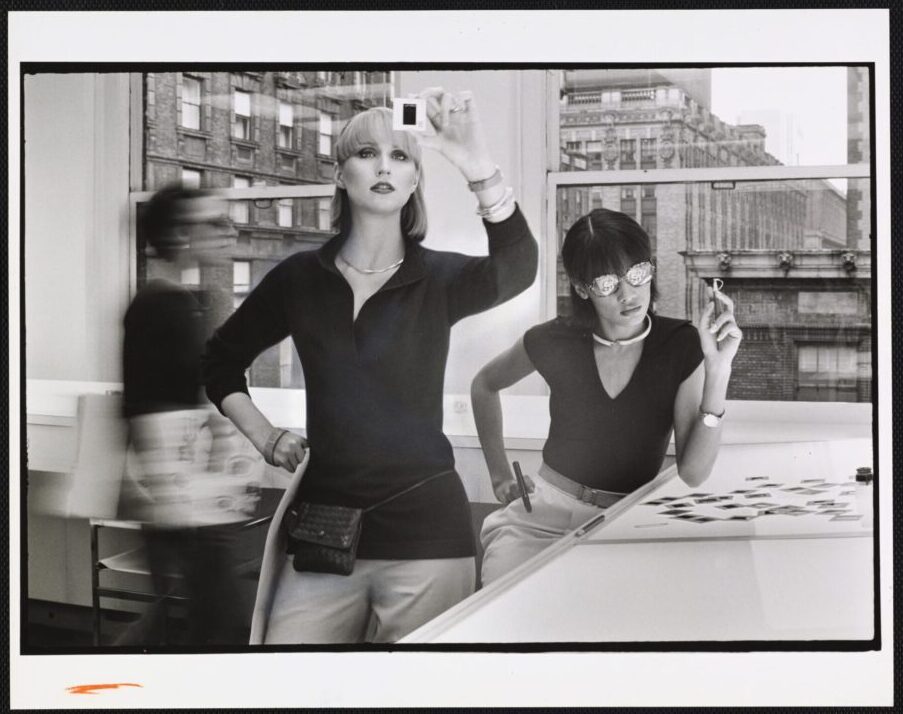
[{"x1": 331, "y1": 106, "x2": 428, "y2": 242}]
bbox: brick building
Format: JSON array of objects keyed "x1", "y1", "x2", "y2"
[
  {"x1": 555, "y1": 68, "x2": 871, "y2": 402},
  {"x1": 141, "y1": 70, "x2": 392, "y2": 387}
]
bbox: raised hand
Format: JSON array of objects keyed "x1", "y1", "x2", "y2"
[
  {"x1": 416, "y1": 87, "x2": 495, "y2": 181},
  {"x1": 697, "y1": 283, "x2": 742, "y2": 370}
]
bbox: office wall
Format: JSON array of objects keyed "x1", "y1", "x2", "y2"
[
  {"x1": 397, "y1": 71, "x2": 549, "y2": 397},
  {"x1": 24, "y1": 73, "x2": 131, "y2": 382}
]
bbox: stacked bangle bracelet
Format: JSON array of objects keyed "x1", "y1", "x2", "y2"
[
  {"x1": 467, "y1": 165, "x2": 503, "y2": 193},
  {"x1": 475, "y1": 186, "x2": 515, "y2": 221},
  {"x1": 263, "y1": 427, "x2": 290, "y2": 466}
]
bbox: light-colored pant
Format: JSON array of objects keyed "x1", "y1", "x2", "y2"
[
  {"x1": 264, "y1": 555, "x2": 475, "y2": 644},
  {"x1": 480, "y1": 469, "x2": 621, "y2": 587}
]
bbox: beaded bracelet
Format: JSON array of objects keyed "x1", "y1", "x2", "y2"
[
  {"x1": 467, "y1": 165, "x2": 503, "y2": 193},
  {"x1": 263, "y1": 428, "x2": 289, "y2": 466},
  {"x1": 475, "y1": 186, "x2": 515, "y2": 221}
]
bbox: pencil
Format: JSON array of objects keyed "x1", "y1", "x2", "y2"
[{"x1": 512, "y1": 461, "x2": 532, "y2": 512}]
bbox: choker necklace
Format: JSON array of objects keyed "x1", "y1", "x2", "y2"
[
  {"x1": 592, "y1": 314, "x2": 652, "y2": 347},
  {"x1": 338, "y1": 252, "x2": 404, "y2": 274}
]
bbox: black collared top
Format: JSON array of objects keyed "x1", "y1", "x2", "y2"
[{"x1": 203, "y1": 206, "x2": 537, "y2": 559}]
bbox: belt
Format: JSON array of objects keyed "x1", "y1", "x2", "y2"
[{"x1": 538, "y1": 463, "x2": 626, "y2": 509}]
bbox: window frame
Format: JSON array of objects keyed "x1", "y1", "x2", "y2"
[
  {"x1": 180, "y1": 167, "x2": 202, "y2": 189},
  {"x1": 545, "y1": 69, "x2": 873, "y2": 407},
  {"x1": 277, "y1": 100, "x2": 294, "y2": 149},
  {"x1": 318, "y1": 110, "x2": 334, "y2": 157},
  {"x1": 277, "y1": 197, "x2": 294, "y2": 228},
  {"x1": 232, "y1": 88, "x2": 253, "y2": 141},
  {"x1": 230, "y1": 176, "x2": 252, "y2": 224},
  {"x1": 180, "y1": 74, "x2": 202, "y2": 131}
]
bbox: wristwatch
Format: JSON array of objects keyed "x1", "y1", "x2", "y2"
[{"x1": 700, "y1": 409, "x2": 725, "y2": 428}]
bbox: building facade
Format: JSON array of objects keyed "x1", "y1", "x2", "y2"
[
  {"x1": 141, "y1": 70, "x2": 393, "y2": 388},
  {"x1": 555, "y1": 68, "x2": 871, "y2": 402}
]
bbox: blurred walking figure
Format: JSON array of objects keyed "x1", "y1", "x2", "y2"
[{"x1": 118, "y1": 184, "x2": 261, "y2": 645}]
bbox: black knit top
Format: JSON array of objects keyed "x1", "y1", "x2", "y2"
[
  {"x1": 203, "y1": 207, "x2": 537, "y2": 559},
  {"x1": 524, "y1": 314, "x2": 703, "y2": 494}
]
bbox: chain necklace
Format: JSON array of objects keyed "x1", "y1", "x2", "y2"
[{"x1": 338, "y1": 252, "x2": 404, "y2": 275}]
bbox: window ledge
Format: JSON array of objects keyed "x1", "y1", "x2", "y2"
[
  {"x1": 25, "y1": 382, "x2": 872, "y2": 451},
  {"x1": 177, "y1": 127, "x2": 211, "y2": 139}
]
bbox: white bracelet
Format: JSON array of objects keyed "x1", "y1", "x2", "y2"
[{"x1": 475, "y1": 186, "x2": 515, "y2": 220}]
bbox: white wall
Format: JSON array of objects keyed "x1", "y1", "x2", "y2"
[
  {"x1": 397, "y1": 71, "x2": 550, "y2": 396},
  {"x1": 24, "y1": 73, "x2": 131, "y2": 382}
]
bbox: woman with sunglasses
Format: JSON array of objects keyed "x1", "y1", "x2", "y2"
[
  {"x1": 202, "y1": 89, "x2": 537, "y2": 642},
  {"x1": 472, "y1": 208, "x2": 741, "y2": 586}
]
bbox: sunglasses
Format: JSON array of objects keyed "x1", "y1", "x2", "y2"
[{"x1": 585, "y1": 261, "x2": 654, "y2": 298}]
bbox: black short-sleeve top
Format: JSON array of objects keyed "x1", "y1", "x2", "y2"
[{"x1": 523, "y1": 314, "x2": 703, "y2": 494}]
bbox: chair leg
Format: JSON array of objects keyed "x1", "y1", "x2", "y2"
[{"x1": 90, "y1": 524, "x2": 101, "y2": 646}]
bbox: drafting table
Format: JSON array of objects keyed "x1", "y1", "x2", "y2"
[{"x1": 402, "y1": 438, "x2": 875, "y2": 643}]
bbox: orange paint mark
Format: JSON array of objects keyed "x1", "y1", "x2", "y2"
[{"x1": 67, "y1": 683, "x2": 142, "y2": 695}]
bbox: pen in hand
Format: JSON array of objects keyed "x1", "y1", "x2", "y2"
[{"x1": 512, "y1": 461, "x2": 532, "y2": 513}]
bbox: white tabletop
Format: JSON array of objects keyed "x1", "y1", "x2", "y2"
[{"x1": 403, "y1": 438, "x2": 875, "y2": 643}]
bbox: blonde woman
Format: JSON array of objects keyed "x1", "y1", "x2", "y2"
[{"x1": 203, "y1": 89, "x2": 537, "y2": 643}]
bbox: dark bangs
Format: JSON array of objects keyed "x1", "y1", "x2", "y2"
[
  {"x1": 560, "y1": 208, "x2": 658, "y2": 327},
  {"x1": 562, "y1": 209, "x2": 652, "y2": 286}
]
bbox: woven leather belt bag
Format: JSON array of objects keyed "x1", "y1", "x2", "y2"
[
  {"x1": 283, "y1": 470, "x2": 453, "y2": 576},
  {"x1": 284, "y1": 502, "x2": 363, "y2": 575}
]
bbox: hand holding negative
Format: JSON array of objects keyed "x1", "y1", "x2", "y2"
[
  {"x1": 417, "y1": 87, "x2": 495, "y2": 181},
  {"x1": 697, "y1": 284, "x2": 742, "y2": 370}
]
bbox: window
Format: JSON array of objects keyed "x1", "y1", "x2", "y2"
[
  {"x1": 620, "y1": 139, "x2": 636, "y2": 168},
  {"x1": 278, "y1": 101, "x2": 294, "y2": 149},
  {"x1": 797, "y1": 344, "x2": 859, "y2": 401},
  {"x1": 319, "y1": 111, "x2": 334, "y2": 156},
  {"x1": 180, "y1": 265, "x2": 200, "y2": 286},
  {"x1": 553, "y1": 175, "x2": 872, "y2": 402},
  {"x1": 590, "y1": 187, "x2": 604, "y2": 210},
  {"x1": 233, "y1": 89, "x2": 252, "y2": 140},
  {"x1": 640, "y1": 138, "x2": 657, "y2": 168},
  {"x1": 233, "y1": 260, "x2": 250, "y2": 294},
  {"x1": 230, "y1": 176, "x2": 250, "y2": 224},
  {"x1": 641, "y1": 185, "x2": 657, "y2": 242},
  {"x1": 277, "y1": 198, "x2": 293, "y2": 227},
  {"x1": 181, "y1": 75, "x2": 201, "y2": 130},
  {"x1": 798, "y1": 291, "x2": 858, "y2": 315},
  {"x1": 620, "y1": 186, "x2": 636, "y2": 218},
  {"x1": 181, "y1": 168, "x2": 201, "y2": 188},
  {"x1": 318, "y1": 197, "x2": 332, "y2": 230}
]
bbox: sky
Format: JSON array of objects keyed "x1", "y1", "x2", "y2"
[{"x1": 710, "y1": 66, "x2": 852, "y2": 167}]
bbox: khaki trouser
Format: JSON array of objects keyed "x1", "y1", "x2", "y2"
[
  {"x1": 264, "y1": 555, "x2": 475, "y2": 643},
  {"x1": 480, "y1": 464, "x2": 624, "y2": 587}
]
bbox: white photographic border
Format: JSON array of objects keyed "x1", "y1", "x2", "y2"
[{"x1": 8, "y1": 8, "x2": 893, "y2": 708}]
